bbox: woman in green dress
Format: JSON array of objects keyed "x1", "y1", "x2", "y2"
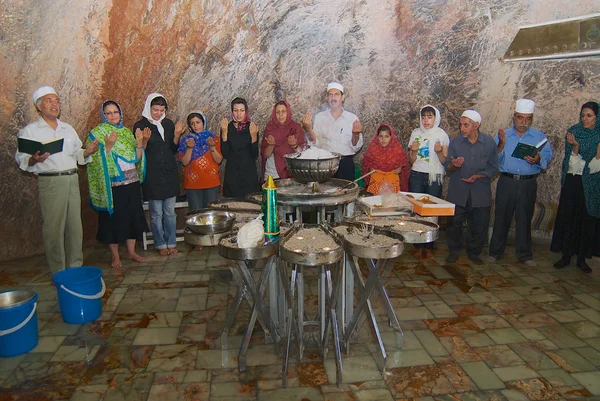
[{"x1": 86, "y1": 100, "x2": 150, "y2": 268}]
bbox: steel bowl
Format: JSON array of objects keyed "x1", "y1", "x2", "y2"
[
  {"x1": 185, "y1": 210, "x2": 236, "y2": 235},
  {"x1": 284, "y1": 152, "x2": 341, "y2": 183}
]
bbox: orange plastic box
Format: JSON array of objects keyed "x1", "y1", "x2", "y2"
[{"x1": 399, "y1": 192, "x2": 455, "y2": 216}]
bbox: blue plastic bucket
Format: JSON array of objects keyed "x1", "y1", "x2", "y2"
[
  {"x1": 0, "y1": 290, "x2": 38, "y2": 357},
  {"x1": 52, "y1": 266, "x2": 105, "y2": 324}
]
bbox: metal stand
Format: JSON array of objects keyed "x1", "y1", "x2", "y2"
[
  {"x1": 278, "y1": 259, "x2": 344, "y2": 387},
  {"x1": 218, "y1": 237, "x2": 282, "y2": 373},
  {"x1": 344, "y1": 255, "x2": 404, "y2": 371}
]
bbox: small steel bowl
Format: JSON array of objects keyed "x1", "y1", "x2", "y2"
[
  {"x1": 284, "y1": 152, "x2": 341, "y2": 183},
  {"x1": 185, "y1": 210, "x2": 236, "y2": 235}
]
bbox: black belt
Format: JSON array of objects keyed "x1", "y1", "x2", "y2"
[
  {"x1": 38, "y1": 169, "x2": 77, "y2": 177},
  {"x1": 501, "y1": 172, "x2": 537, "y2": 180},
  {"x1": 340, "y1": 155, "x2": 354, "y2": 159}
]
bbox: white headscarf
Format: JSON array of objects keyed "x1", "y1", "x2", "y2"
[
  {"x1": 410, "y1": 104, "x2": 449, "y2": 185},
  {"x1": 142, "y1": 92, "x2": 167, "y2": 139}
]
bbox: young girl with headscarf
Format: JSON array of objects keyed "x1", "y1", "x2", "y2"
[
  {"x1": 134, "y1": 93, "x2": 185, "y2": 256},
  {"x1": 551, "y1": 101, "x2": 600, "y2": 273},
  {"x1": 86, "y1": 100, "x2": 148, "y2": 268},
  {"x1": 261, "y1": 100, "x2": 306, "y2": 180},
  {"x1": 362, "y1": 123, "x2": 409, "y2": 194},
  {"x1": 408, "y1": 105, "x2": 449, "y2": 260},
  {"x1": 220, "y1": 97, "x2": 260, "y2": 197},
  {"x1": 178, "y1": 112, "x2": 222, "y2": 212}
]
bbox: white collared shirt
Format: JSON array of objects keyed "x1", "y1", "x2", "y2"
[
  {"x1": 312, "y1": 109, "x2": 363, "y2": 156},
  {"x1": 15, "y1": 117, "x2": 91, "y2": 174}
]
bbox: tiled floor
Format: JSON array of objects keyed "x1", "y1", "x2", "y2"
[{"x1": 1, "y1": 236, "x2": 600, "y2": 401}]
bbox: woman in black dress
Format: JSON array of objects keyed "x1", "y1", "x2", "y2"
[
  {"x1": 134, "y1": 93, "x2": 185, "y2": 256},
  {"x1": 219, "y1": 97, "x2": 260, "y2": 197},
  {"x1": 551, "y1": 101, "x2": 600, "y2": 273}
]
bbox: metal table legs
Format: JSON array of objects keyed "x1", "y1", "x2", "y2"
[
  {"x1": 220, "y1": 255, "x2": 281, "y2": 372},
  {"x1": 344, "y1": 256, "x2": 404, "y2": 371},
  {"x1": 278, "y1": 260, "x2": 345, "y2": 387}
]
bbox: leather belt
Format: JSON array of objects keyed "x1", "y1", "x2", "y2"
[
  {"x1": 501, "y1": 172, "x2": 537, "y2": 180},
  {"x1": 38, "y1": 169, "x2": 77, "y2": 177}
]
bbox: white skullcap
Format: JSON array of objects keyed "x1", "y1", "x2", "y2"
[
  {"x1": 461, "y1": 109, "x2": 482, "y2": 123},
  {"x1": 515, "y1": 98, "x2": 535, "y2": 114},
  {"x1": 32, "y1": 86, "x2": 57, "y2": 105},
  {"x1": 327, "y1": 82, "x2": 344, "y2": 93}
]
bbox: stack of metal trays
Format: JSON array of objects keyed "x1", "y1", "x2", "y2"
[
  {"x1": 333, "y1": 222, "x2": 404, "y2": 259},
  {"x1": 279, "y1": 223, "x2": 343, "y2": 266}
]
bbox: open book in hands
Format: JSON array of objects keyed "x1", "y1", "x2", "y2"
[
  {"x1": 18, "y1": 137, "x2": 64, "y2": 155},
  {"x1": 511, "y1": 138, "x2": 547, "y2": 160}
]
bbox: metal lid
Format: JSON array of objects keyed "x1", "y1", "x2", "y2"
[{"x1": 0, "y1": 290, "x2": 36, "y2": 309}]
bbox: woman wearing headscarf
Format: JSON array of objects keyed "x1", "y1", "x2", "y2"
[
  {"x1": 362, "y1": 123, "x2": 409, "y2": 194},
  {"x1": 178, "y1": 112, "x2": 222, "y2": 211},
  {"x1": 551, "y1": 101, "x2": 600, "y2": 273},
  {"x1": 220, "y1": 97, "x2": 260, "y2": 197},
  {"x1": 86, "y1": 100, "x2": 148, "y2": 268},
  {"x1": 134, "y1": 93, "x2": 185, "y2": 256},
  {"x1": 261, "y1": 100, "x2": 306, "y2": 180},
  {"x1": 408, "y1": 105, "x2": 449, "y2": 259}
]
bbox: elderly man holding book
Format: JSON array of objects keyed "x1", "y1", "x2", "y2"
[
  {"x1": 15, "y1": 86, "x2": 99, "y2": 273},
  {"x1": 488, "y1": 98, "x2": 553, "y2": 266}
]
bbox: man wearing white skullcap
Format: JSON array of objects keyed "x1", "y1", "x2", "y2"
[
  {"x1": 488, "y1": 98, "x2": 552, "y2": 267},
  {"x1": 301, "y1": 82, "x2": 364, "y2": 181},
  {"x1": 444, "y1": 109, "x2": 498, "y2": 265},
  {"x1": 15, "y1": 86, "x2": 99, "y2": 273}
]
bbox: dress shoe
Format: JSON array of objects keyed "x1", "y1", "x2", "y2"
[
  {"x1": 577, "y1": 259, "x2": 592, "y2": 273},
  {"x1": 486, "y1": 255, "x2": 498, "y2": 263},
  {"x1": 523, "y1": 260, "x2": 537, "y2": 267},
  {"x1": 554, "y1": 256, "x2": 570, "y2": 269},
  {"x1": 468, "y1": 255, "x2": 484, "y2": 265},
  {"x1": 446, "y1": 253, "x2": 459, "y2": 263}
]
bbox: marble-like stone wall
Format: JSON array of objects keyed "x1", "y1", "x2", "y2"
[{"x1": 1, "y1": 0, "x2": 599, "y2": 261}]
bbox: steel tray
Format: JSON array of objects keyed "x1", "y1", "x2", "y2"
[
  {"x1": 333, "y1": 222, "x2": 405, "y2": 259},
  {"x1": 279, "y1": 222, "x2": 343, "y2": 266}
]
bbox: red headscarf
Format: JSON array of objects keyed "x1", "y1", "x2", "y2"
[
  {"x1": 231, "y1": 99, "x2": 251, "y2": 133},
  {"x1": 261, "y1": 101, "x2": 306, "y2": 180},
  {"x1": 362, "y1": 123, "x2": 409, "y2": 191}
]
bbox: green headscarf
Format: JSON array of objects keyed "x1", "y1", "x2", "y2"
[
  {"x1": 561, "y1": 102, "x2": 600, "y2": 217},
  {"x1": 86, "y1": 101, "x2": 146, "y2": 214}
]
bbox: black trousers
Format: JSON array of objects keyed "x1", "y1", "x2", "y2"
[
  {"x1": 447, "y1": 196, "x2": 491, "y2": 257},
  {"x1": 489, "y1": 174, "x2": 537, "y2": 261},
  {"x1": 334, "y1": 156, "x2": 355, "y2": 182}
]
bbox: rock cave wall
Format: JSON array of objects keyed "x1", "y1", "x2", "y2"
[{"x1": 1, "y1": 0, "x2": 599, "y2": 261}]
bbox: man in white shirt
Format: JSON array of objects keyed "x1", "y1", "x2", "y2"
[
  {"x1": 15, "y1": 86, "x2": 98, "y2": 273},
  {"x1": 302, "y1": 82, "x2": 364, "y2": 181}
]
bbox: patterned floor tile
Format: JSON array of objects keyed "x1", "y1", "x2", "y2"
[{"x1": 1, "y1": 241, "x2": 599, "y2": 400}]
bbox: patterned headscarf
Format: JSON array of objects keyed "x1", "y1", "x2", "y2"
[
  {"x1": 177, "y1": 112, "x2": 214, "y2": 163},
  {"x1": 561, "y1": 102, "x2": 600, "y2": 217}
]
